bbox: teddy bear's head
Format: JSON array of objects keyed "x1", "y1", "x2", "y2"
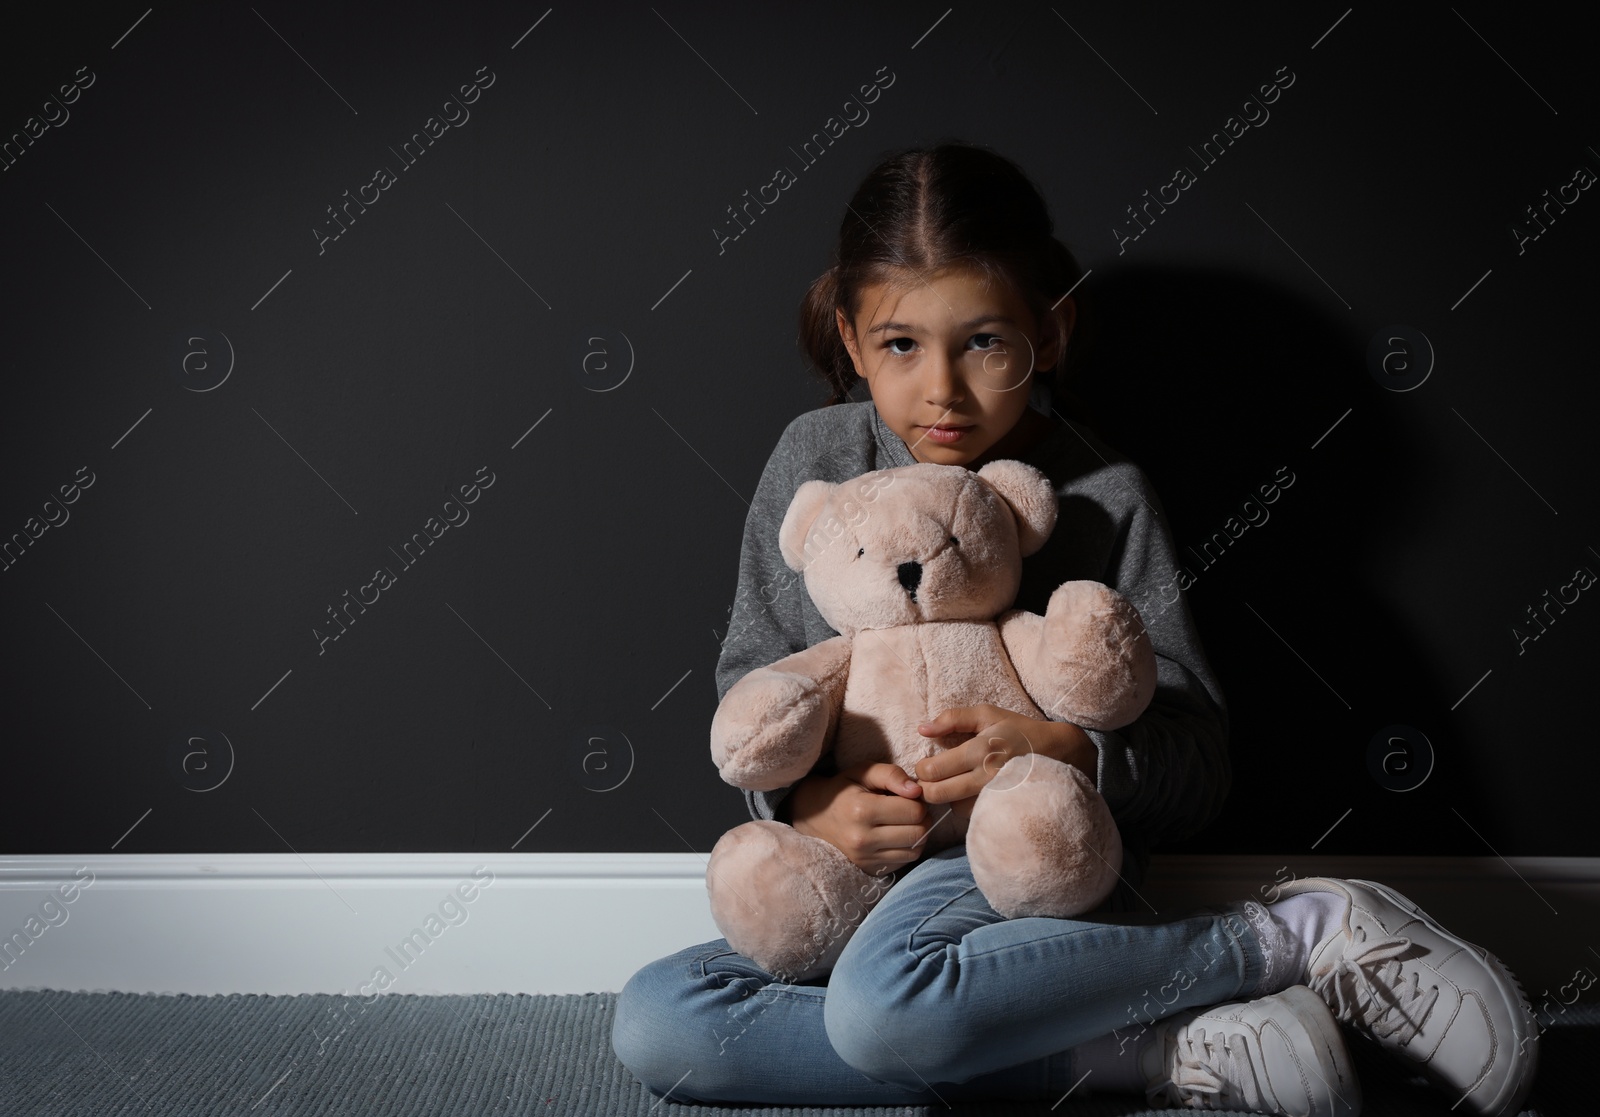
[{"x1": 777, "y1": 460, "x2": 1057, "y2": 637}]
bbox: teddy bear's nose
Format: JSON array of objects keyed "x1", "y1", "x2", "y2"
[{"x1": 897, "y1": 560, "x2": 922, "y2": 597}]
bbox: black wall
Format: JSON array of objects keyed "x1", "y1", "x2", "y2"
[{"x1": 1, "y1": 2, "x2": 1593, "y2": 857}]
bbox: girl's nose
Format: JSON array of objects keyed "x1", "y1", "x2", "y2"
[{"x1": 922, "y1": 355, "x2": 963, "y2": 406}]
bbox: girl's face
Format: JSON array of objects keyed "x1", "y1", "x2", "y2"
[{"x1": 836, "y1": 266, "x2": 1074, "y2": 468}]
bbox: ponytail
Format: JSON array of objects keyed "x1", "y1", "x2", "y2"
[{"x1": 798, "y1": 265, "x2": 858, "y2": 407}]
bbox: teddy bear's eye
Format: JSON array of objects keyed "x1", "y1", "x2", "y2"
[
  {"x1": 949, "y1": 536, "x2": 959, "y2": 546},
  {"x1": 856, "y1": 547, "x2": 865, "y2": 558}
]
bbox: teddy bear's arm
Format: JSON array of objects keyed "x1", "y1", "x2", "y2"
[
  {"x1": 710, "y1": 633, "x2": 854, "y2": 791},
  {"x1": 998, "y1": 580, "x2": 1158, "y2": 731}
]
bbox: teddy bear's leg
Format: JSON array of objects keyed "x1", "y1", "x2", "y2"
[
  {"x1": 965, "y1": 754, "x2": 1122, "y2": 919},
  {"x1": 706, "y1": 820, "x2": 897, "y2": 982}
]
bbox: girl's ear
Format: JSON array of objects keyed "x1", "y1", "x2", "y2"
[
  {"x1": 835, "y1": 307, "x2": 865, "y2": 377},
  {"x1": 1036, "y1": 296, "x2": 1076, "y2": 372},
  {"x1": 778, "y1": 479, "x2": 838, "y2": 572}
]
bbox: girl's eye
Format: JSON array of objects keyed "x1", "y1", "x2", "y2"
[{"x1": 883, "y1": 335, "x2": 1003, "y2": 356}]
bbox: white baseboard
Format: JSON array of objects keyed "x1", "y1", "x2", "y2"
[{"x1": 1, "y1": 854, "x2": 1594, "y2": 1000}]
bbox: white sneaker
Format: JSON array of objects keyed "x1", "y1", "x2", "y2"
[
  {"x1": 1140, "y1": 984, "x2": 1361, "y2": 1116},
  {"x1": 1274, "y1": 877, "x2": 1539, "y2": 1116}
]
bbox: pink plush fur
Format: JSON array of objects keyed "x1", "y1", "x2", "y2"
[{"x1": 707, "y1": 460, "x2": 1155, "y2": 980}]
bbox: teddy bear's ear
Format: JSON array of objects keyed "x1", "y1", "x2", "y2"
[
  {"x1": 777, "y1": 479, "x2": 838, "y2": 572},
  {"x1": 975, "y1": 460, "x2": 1057, "y2": 557}
]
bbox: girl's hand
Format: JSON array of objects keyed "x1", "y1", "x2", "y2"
[
  {"x1": 785, "y1": 761, "x2": 933, "y2": 877},
  {"x1": 912, "y1": 705, "x2": 1097, "y2": 811}
]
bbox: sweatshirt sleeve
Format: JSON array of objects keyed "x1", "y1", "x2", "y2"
[
  {"x1": 714, "y1": 421, "x2": 811, "y2": 824},
  {"x1": 1072, "y1": 463, "x2": 1232, "y2": 848}
]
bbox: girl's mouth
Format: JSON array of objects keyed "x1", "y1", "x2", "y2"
[{"x1": 922, "y1": 424, "x2": 973, "y2": 445}]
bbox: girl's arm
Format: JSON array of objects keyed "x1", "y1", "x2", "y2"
[
  {"x1": 1061, "y1": 461, "x2": 1232, "y2": 849},
  {"x1": 714, "y1": 418, "x2": 817, "y2": 824}
]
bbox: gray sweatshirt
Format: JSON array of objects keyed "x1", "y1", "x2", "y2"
[{"x1": 713, "y1": 397, "x2": 1231, "y2": 905}]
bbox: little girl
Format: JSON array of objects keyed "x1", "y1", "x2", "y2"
[{"x1": 613, "y1": 142, "x2": 1538, "y2": 1116}]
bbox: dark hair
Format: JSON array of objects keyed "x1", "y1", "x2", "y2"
[{"x1": 797, "y1": 140, "x2": 1100, "y2": 427}]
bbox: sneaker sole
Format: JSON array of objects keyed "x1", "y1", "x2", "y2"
[
  {"x1": 1346, "y1": 878, "x2": 1539, "y2": 1117},
  {"x1": 1277, "y1": 984, "x2": 1363, "y2": 1117}
]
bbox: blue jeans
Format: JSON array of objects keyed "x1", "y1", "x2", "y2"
[{"x1": 612, "y1": 845, "x2": 1270, "y2": 1106}]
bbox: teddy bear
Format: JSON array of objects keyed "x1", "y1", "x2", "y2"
[{"x1": 706, "y1": 458, "x2": 1159, "y2": 981}]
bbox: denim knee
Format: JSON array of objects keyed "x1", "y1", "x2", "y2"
[
  {"x1": 822, "y1": 959, "x2": 966, "y2": 1089},
  {"x1": 613, "y1": 951, "x2": 717, "y2": 1100},
  {"x1": 612, "y1": 958, "x2": 669, "y2": 1092},
  {"x1": 613, "y1": 943, "x2": 776, "y2": 1104}
]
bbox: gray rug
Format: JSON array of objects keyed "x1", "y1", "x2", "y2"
[{"x1": 0, "y1": 989, "x2": 1587, "y2": 1115}]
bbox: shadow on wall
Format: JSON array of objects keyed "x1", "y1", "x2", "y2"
[{"x1": 1065, "y1": 264, "x2": 1498, "y2": 857}]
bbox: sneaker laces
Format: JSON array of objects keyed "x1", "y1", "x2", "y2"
[
  {"x1": 1145, "y1": 1026, "x2": 1263, "y2": 1110},
  {"x1": 1310, "y1": 925, "x2": 1440, "y2": 1045}
]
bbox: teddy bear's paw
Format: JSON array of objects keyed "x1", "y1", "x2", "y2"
[
  {"x1": 706, "y1": 820, "x2": 894, "y2": 982},
  {"x1": 1038, "y1": 581, "x2": 1158, "y2": 730},
  {"x1": 710, "y1": 669, "x2": 833, "y2": 789},
  {"x1": 966, "y1": 754, "x2": 1122, "y2": 919}
]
